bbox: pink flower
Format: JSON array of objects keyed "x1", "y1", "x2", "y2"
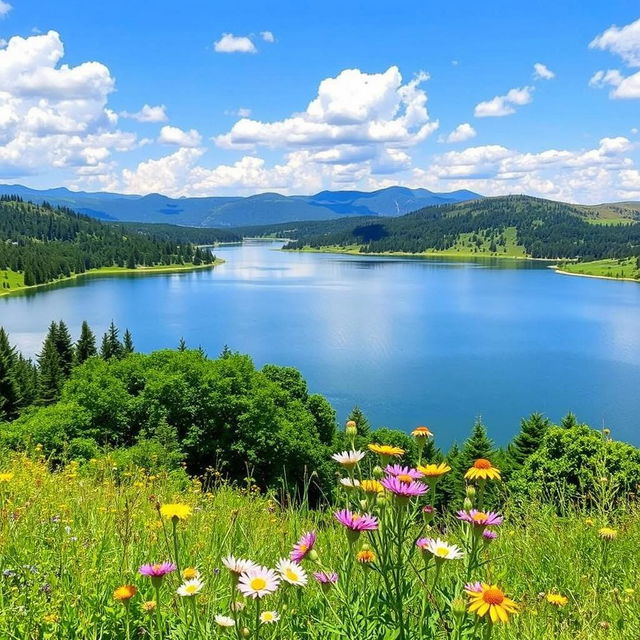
[
  {"x1": 456, "y1": 509, "x2": 503, "y2": 527},
  {"x1": 290, "y1": 531, "x2": 316, "y2": 563},
  {"x1": 381, "y1": 475, "x2": 428, "y2": 498},
  {"x1": 384, "y1": 465, "x2": 424, "y2": 481},
  {"x1": 139, "y1": 562, "x2": 176, "y2": 586},
  {"x1": 482, "y1": 529, "x2": 498, "y2": 541},
  {"x1": 313, "y1": 571, "x2": 338, "y2": 585},
  {"x1": 464, "y1": 581, "x2": 483, "y2": 594},
  {"x1": 416, "y1": 538, "x2": 429, "y2": 550},
  {"x1": 334, "y1": 509, "x2": 378, "y2": 531}
]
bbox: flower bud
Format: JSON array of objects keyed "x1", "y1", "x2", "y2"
[
  {"x1": 372, "y1": 465, "x2": 384, "y2": 479},
  {"x1": 346, "y1": 420, "x2": 357, "y2": 437},
  {"x1": 308, "y1": 549, "x2": 319, "y2": 563},
  {"x1": 465, "y1": 485, "x2": 476, "y2": 499},
  {"x1": 463, "y1": 497, "x2": 473, "y2": 511},
  {"x1": 452, "y1": 597, "x2": 466, "y2": 619},
  {"x1": 241, "y1": 627, "x2": 250, "y2": 637}
]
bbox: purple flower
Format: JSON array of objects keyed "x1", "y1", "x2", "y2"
[
  {"x1": 139, "y1": 562, "x2": 177, "y2": 582},
  {"x1": 334, "y1": 509, "x2": 379, "y2": 531},
  {"x1": 422, "y1": 505, "x2": 435, "y2": 514},
  {"x1": 290, "y1": 531, "x2": 316, "y2": 563},
  {"x1": 384, "y1": 465, "x2": 424, "y2": 481},
  {"x1": 381, "y1": 476, "x2": 428, "y2": 498},
  {"x1": 464, "y1": 581, "x2": 483, "y2": 594},
  {"x1": 456, "y1": 510, "x2": 503, "y2": 527},
  {"x1": 415, "y1": 538, "x2": 430, "y2": 550},
  {"x1": 482, "y1": 529, "x2": 498, "y2": 541},
  {"x1": 313, "y1": 571, "x2": 338, "y2": 585}
]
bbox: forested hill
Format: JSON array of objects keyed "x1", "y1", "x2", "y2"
[
  {"x1": 242, "y1": 195, "x2": 640, "y2": 262},
  {"x1": 0, "y1": 196, "x2": 237, "y2": 290}
]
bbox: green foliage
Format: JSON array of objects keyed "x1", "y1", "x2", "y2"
[
  {"x1": 75, "y1": 320, "x2": 97, "y2": 364},
  {"x1": 505, "y1": 412, "x2": 552, "y2": 472}
]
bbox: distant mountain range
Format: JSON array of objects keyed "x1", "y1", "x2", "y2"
[{"x1": 0, "y1": 184, "x2": 482, "y2": 227}]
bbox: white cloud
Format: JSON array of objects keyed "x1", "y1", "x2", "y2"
[
  {"x1": 158, "y1": 125, "x2": 202, "y2": 147},
  {"x1": 0, "y1": 31, "x2": 138, "y2": 178},
  {"x1": 474, "y1": 86, "x2": 533, "y2": 117},
  {"x1": 590, "y1": 18, "x2": 640, "y2": 99},
  {"x1": 260, "y1": 31, "x2": 275, "y2": 43},
  {"x1": 224, "y1": 107, "x2": 252, "y2": 117},
  {"x1": 533, "y1": 63, "x2": 555, "y2": 80},
  {"x1": 445, "y1": 122, "x2": 476, "y2": 143},
  {"x1": 0, "y1": 1, "x2": 11, "y2": 17},
  {"x1": 121, "y1": 104, "x2": 168, "y2": 123},
  {"x1": 213, "y1": 33, "x2": 257, "y2": 54}
]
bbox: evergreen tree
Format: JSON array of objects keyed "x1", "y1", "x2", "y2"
[
  {"x1": 178, "y1": 337, "x2": 187, "y2": 352},
  {"x1": 123, "y1": 329, "x2": 135, "y2": 354},
  {"x1": 560, "y1": 412, "x2": 580, "y2": 429},
  {"x1": 506, "y1": 412, "x2": 552, "y2": 468},
  {"x1": 38, "y1": 323, "x2": 63, "y2": 404},
  {"x1": 346, "y1": 406, "x2": 371, "y2": 438},
  {"x1": 75, "y1": 321, "x2": 97, "y2": 364},
  {"x1": 100, "y1": 321, "x2": 123, "y2": 360},
  {"x1": 0, "y1": 328, "x2": 20, "y2": 420},
  {"x1": 13, "y1": 355, "x2": 38, "y2": 409},
  {"x1": 54, "y1": 320, "x2": 74, "y2": 378}
]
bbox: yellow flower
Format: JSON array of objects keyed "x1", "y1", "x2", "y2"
[
  {"x1": 367, "y1": 443, "x2": 404, "y2": 458},
  {"x1": 546, "y1": 593, "x2": 568, "y2": 607},
  {"x1": 43, "y1": 613, "x2": 59, "y2": 624},
  {"x1": 182, "y1": 567, "x2": 200, "y2": 580},
  {"x1": 0, "y1": 473, "x2": 14, "y2": 483},
  {"x1": 598, "y1": 527, "x2": 617, "y2": 541},
  {"x1": 584, "y1": 518, "x2": 594, "y2": 527},
  {"x1": 417, "y1": 462, "x2": 451, "y2": 478},
  {"x1": 356, "y1": 549, "x2": 376, "y2": 564},
  {"x1": 411, "y1": 426, "x2": 433, "y2": 438},
  {"x1": 467, "y1": 584, "x2": 518, "y2": 624},
  {"x1": 113, "y1": 585, "x2": 138, "y2": 602},
  {"x1": 160, "y1": 503, "x2": 192, "y2": 522},
  {"x1": 141, "y1": 600, "x2": 157, "y2": 612},
  {"x1": 360, "y1": 479, "x2": 384, "y2": 494},
  {"x1": 464, "y1": 459, "x2": 501, "y2": 482}
]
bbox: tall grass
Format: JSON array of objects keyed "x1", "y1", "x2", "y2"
[{"x1": 0, "y1": 450, "x2": 638, "y2": 639}]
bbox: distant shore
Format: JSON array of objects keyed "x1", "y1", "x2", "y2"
[
  {"x1": 552, "y1": 264, "x2": 639, "y2": 284},
  {"x1": 0, "y1": 259, "x2": 224, "y2": 298}
]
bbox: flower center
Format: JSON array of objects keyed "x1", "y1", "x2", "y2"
[
  {"x1": 186, "y1": 585, "x2": 198, "y2": 594},
  {"x1": 472, "y1": 512, "x2": 488, "y2": 522},
  {"x1": 483, "y1": 588, "x2": 505, "y2": 605},
  {"x1": 285, "y1": 569, "x2": 299, "y2": 581},
  {"x1": 299, "y1": 544, "x2": 308, "y2": 552},
  {"x1": 263, "y1": 613, "x2": 274, "y2": 621},
  {"x1": 435, "y1": 547, "x2": 449, "y2": 557},
  {"x1": 250, "y1": 577, "x2": 267, "y2": 591},
  {"x1": 397, "y1": 474, "x2": 413, "y2": 484},
  {"x1": 474, "y1": 459, "x2": 492, "y2": 469},
  {"x1": 152, "y1": 565, "x2": 161, "y2": 573}
]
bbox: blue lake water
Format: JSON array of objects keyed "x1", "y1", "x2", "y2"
[{"x1": 1, "y1": 241, "x2": 640, "y2": 446}]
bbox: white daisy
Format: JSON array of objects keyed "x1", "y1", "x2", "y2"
[
  {"x1": 237, "y1": 565, "x2": 280, "y2": 599},
  {"x1": 331, "y1": 450, "x2": 366, "y2": 469},
  {"x1": 339, "y1": 477, "x2": 361, "y2": 489},
  {"x1": 222, "y1": 555, "x2": 257, "y2": 575},
  {"x1": 214, "y1": 614, "x2": 236, "y2": 628},
  {"x1": 260, "y1": 610, "x2": 280, "y2": 624},
  {"x1": 177, "y1": 577, "x2": 205, "y2": 597},
  {"x1": 422, "y1": 538, "x2": 463, "y2": 561},
  {"x1": 276, "y1": 558, "x2": 308, "y2": 587}
]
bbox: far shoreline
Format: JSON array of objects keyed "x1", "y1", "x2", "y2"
[{"x1": 551, "y1": 265, "x2": 639, "y2": 284}]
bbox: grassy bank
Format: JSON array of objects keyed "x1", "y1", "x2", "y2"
[
  {"x1": 0, "y1": 260, "x2": 224, "y2": 298},
  {"x1": 555, "y1": 258, "x2": 640, "y2": 282},
  {"x1": 0, "y1": 450, "x2": 637, "y2": 639}
]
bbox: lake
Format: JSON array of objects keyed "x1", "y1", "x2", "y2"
[{"x1": 2, "y1": 241, "x2": 640, "y2": 446}]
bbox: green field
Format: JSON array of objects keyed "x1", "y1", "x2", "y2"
[{"x1": 557, "y1": 258, "x2": 640, "y2": 281}]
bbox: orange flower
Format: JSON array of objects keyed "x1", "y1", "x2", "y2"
[
  {"x1": 356, "y1": 549, "x2": 376, "y2": 564},
  {"x1": 411, "y1": 426, "x2": 433, "y2": 438},
  {"x1": 467, "y1": 584, "x2": 518, "y2": 623},
  {"x1": 113, "y1": 585, "x2": 137, "y2": 602},
  {"x1": 464, "y1": 459, "x2": 501, "y2": 482}
]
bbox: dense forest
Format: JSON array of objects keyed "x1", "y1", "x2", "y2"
[
  {"x1": 239, "y1": 195, "x2": 640, "y2": 263},
  {"x1": 0, "y1": 196, "x2": 234, "y2": 289}
]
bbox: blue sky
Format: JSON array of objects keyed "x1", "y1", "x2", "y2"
[{"x1": 1, "y1": 0, "x2": 639, "y2": 202}]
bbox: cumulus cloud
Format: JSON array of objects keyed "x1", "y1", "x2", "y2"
[
  {"x1": 445, "y1": 123, "x2": 476, "y2": 143},
  {"x1": 474, "y1": 86, "x2": 533, "y2": 117},
  {"x1": 260, "y1": 31, "x2": 275, "y2": 43},
  {"x1": 533, "y1": 63, "x2": 555, "y2": 80},
  {"x1": 590, "y1": 18, "x2": 640, "y2": 99},
  {"x1": 0, "y1": 30, "x2": 138, "y2": 178},
  {"x1": 0, "y1": 1, "x2": 11, "y2": 17},
  {"x1": 213, "y1": 33, "x2": 257, "y2": 54},
  {"x1": 158, "y1": 125, "x2": 202, "y2": 147},
  {"x1": 121, "y1": 104, "x2": 168, "y2": 123}
]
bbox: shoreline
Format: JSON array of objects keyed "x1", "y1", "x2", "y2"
[
  {"x1": 551, "y1": 265, "x2": 639, "y2": 284},
  {"x1": 0, "y1": 259, "x2": 224, "y2": 298}
]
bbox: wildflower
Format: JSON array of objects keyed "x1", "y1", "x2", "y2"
[
  {"x1": 360, "y1": 479, "x2": 384, "y2": 494},
  {"x1": 182, "y1": 567, "x2": 200, "y2": 580},
  {"x1": 276, "y1": 559, "x2": 308, "y2": 587},
  {"x1": 345, "y1": 420, "x2": 357, "y2": 437},
  {"x1": 584, "y1": 518, "x2": 594, "y2": 527},
  {"x1": 0, "y1": 473, "x2": 14, "y2": 483},
  {"x1": 43, "y1": 613, "x2": 59, "y2": 624},
  {"x1": 159, "y1": 503, "x2": 192, "y2": 522},
  {"x1": 356, "y1": 549, "x2": 376, "y2": 563},
  {"x1": 546, "y1": 593, "x2": 568, "y2": 607},
  {"x1": 237, "y1": 566, "x2": 280, "y2": 599},
  {"x1": 457, "y1": 509, "x2": 503, "y2": 528},
  {"x1": 417, "y1": 462, "x2": 451, "y2": 478},
  {"x1": 416, "y1": 538, "x2": 463, "y2": 561},
  {"x1": 222, "y1": 555, "x2": 258, "y2": 575},
  {"x1": 464, "y1": 459, "x2": 501, "y2": 482},
  {"x1": 465, "y1": 582, "x2": 483, "y2": 593},
  {"x1": 331, "y1": 450, "x2": 365, "y2": 469},
  {"x1": 142, "y1": 601, "x2": 156, "y2": 612},
  {"x1": 334, "y1": 509, "x2": 378, "y2": 535},
  {"x1": 215, "y1": 614, "x2": 236, "y2": 628},
  {"x1": 599, "y1": 527, "x2": 617, "y2": 540},
  {"x1": 466, "y1": 583, "x2": 518, "y2": 624},
  {"x1": 482, "y1": 529, "x2": 498, "y2": 542},
  {"x1": 384, "y1": 464, "x2": 424, "y2": 482},
  {"x1": 113, "y1": 585, "x2": 138, "y2": 602},
  {"x1": 138, "y1": 562, "x2": 176, "y2": 587},
  {"x1": 368, "y1": 443, "x2": 405, "y2": 460},
  {"x1": 340, "y1": 477, "x2": 361, "y2": 490},
  {"x1": 290, "y1": 531, "x2": 316, "y2": 563},
  {"x1": 260, "y1": 611, "x2": 280, "y2": 624},
  {"x1": 313, "y1": 571, "x2": 338, "y2": 586},
  {"x1": 177, "y1": 577, "x2": 205, "y2": 597},
  {"x1": 411, "y1": 426, "x2": 433, "y2": 438},
  {"x1": 624, "y1": 588, "x2": 635, "y2": 596},
  {"x1": 381, "y1": 475, "x2": 428, "y2": 499}
]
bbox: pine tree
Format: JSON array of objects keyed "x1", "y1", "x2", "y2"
[
  {"x1": 0, "y1": 328, "x2": 20, "y2": 420},
  {"x1": 506, "y1": 412, "x2": 552, "y2": 468},
  {"x1": 122, "y1": 329, "x2": 135, "y2": 354},
  {"x1": 13, "y1": 355, "x2": 38, "y2": 409},
  {"x1": 178, "y1": 337, "x2": 187, "y2": 352},
  {"x1": 560, "y1": 412, "x2": 580, "y2": 429},
  {"x1": 75, "y1": 321, "x2": 97, "y2": 364},
  {"x1": 38, "y1": 323, "x2": 63, "y2": 404},
  {"x1": 54, "y1": 320, "x2": 74, "y2": 378},
  {"x1": 347, "y1": 406, "x2": 371, "y2": 439},
  {"x1": 100, "y1": 321, "x2": 123, "y2": 360}
]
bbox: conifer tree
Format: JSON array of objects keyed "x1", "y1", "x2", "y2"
[
  {"x1": 100, "y1": 321, "x2": 123, "y2": 360},
  {"x1": 75, "y1": 321, "x2": 97, "y2": 364},
  {"x1": 347, "y1": 406, "x2": 371, "y2": 439},
  {"x1": 38, "y1": 322, "x2": 63, "y2": 404},
  {"x1": 122, "y1": 329, "x2": 135, "y2": 354},
  {"x1": 54, "y1": 320, "x2": 74, "y2": 378},
  {"x1": 178, "y1": 337, "x2": 187, "y2": 352},
  {"x1": 0, "y1": 328, "x2": 20, "y2": 420},
  {"x1": 13, "y1": 355, "x2": 38, "y2": 409},
  {"x1": 507, "y1": 412, "x2": 551, "y2": 468},
  {"x1": 560, "y1": 412, "x2": 580, "y2": 429}
]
